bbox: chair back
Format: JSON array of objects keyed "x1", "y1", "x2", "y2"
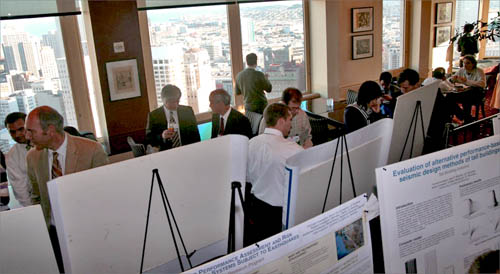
[
  {"x1": 126, "y1": 136, "x2": 146, "y2": 157},
  {"x1": 346, "y1": 89, "x2": 358, "y2": 105}
]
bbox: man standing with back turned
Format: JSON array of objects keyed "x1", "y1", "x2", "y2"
[
  {"x1": 236, "y1": 53, "x2": 272, "y2": 134},
  {"x1": 246, "y1": 103, "x2": 303, "y2": 244}
]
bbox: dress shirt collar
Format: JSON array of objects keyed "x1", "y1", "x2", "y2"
[
  {"x1": 222, "y1": 107, "x2": 231, "y2": 122},
  {"x1": 263, "y1": 127, "x2": 283, "y2": 138},
  {"x1": 49, "y1": 133, "x2": 68, "y2": 157}
]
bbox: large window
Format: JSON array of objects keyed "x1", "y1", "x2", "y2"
[
  {"x1": 240, "y1": 0, "x2": 306, "y2": 99},
  {"x1": 0, "y1": 17, "x2": 79, "y2": 152},
  {"x1": 453, "y1": 0, "x2": 480, "y2": 64},
  {"x1": 146, "y1": 6, "x2": 232, "y2": 114},
  {"x1": 485, "y1": 0, "x2": 500, "y2": 57},
  {"x1": 382, "y1": 0, "x2": 404, "y2": 71}
]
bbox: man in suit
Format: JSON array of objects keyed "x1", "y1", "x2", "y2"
[
  {"x1": 236, "y1": 53, "x2": 272, "y2": 134},
  {"x1": 146, "y1": 84, "x2": 200, "y2": 151},
  {"x1": 25, "y1": 106, "x2": 108, "y2": 272},
  {"x1": 209, "y1": 89, "x2": 252, "y2": 139}
]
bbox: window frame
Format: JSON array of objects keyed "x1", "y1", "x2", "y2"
[{"x1": 138, "y1": 0, "x2": 311, "y2": 124}]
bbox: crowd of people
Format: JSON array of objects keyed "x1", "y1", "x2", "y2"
[{"x1": 0, "y1": 52, "x2": 495, "y2": 272}]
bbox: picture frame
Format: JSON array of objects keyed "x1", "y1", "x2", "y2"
[
  {"x1": 435, "y1": 26, "x2": 451, "y2": 47},
  {"x1": 352, "y1": 34, "x2": 373, "y2": 60},
  {"x1": 106, "y1": 59, "x2": 141, "y2": 102},
  {"x1": 352, "y1": 7, "x2": 373, "y2": 33},
  {"x1": 435, "y1": 2, "x2": 453, "y2": 24}
]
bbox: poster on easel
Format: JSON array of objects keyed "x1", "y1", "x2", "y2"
[
  {"x1": 185, "y1": 195, "x2": 373, "y2": 274},
  {"x1": 376, "y1": 135, "x2": 500, "y2": 274}
]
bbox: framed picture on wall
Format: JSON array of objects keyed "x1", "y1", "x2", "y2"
[
  {"x1": 435, "y1": 26, "x2": 451, "y2": 47},
  {"x1": 352, "y1": 7, "x2": 373, "y2": 33},
  {"x1": 436, "y1": 2, "x2": 453, "y2": 24},
  {"x1": 352, "y1": 34, "x2": 373, "y2": 60},
  {"x1": 106, "y1": 59, "x2": 141, "y2": 102}
]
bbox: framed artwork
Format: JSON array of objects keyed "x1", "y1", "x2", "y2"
[
  {"x1": 435, "y1": 2, "x2": 453, "y2": 24},
  {"x1": 435, "y1": 26, "x2": 451, "y2": 47},
  {"x1": 352, "y1": 7, "x2": 373, "y2": 33},
  {"x1": 106, "y1": 59, "x2": 141, "y2": 102},
  {"x1": 352, "y1": 34, "x2": 373, "y2": 60}
]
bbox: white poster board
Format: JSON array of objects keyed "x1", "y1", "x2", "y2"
[
  {"x1": 283, "y1": 119, "x2": 393, "y2": 228},
  {"x1": 186, "y1": 195, "x2": 372, "y2": 274},
  {"x1": 0, "y1": 205, "x2": 58, "y2": 273},
  {"x1": 376, "y1": 134, "x2": 500, "y2": 274},
  {"x1": 493, "y1": 114, "x2": 500, "y2": 135},
  {"x1": 48, "y1": 135, "x2": 248, "y2": 273},
  {"x1": 388, "y1": 81, "x2": 439, "y2": 164}
]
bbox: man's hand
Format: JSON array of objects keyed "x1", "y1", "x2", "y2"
[{"x1": 162, "y1": 129, "x2": 175, "y2": 139}]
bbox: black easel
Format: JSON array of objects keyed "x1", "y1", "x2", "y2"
[
  {"x1": 140, "y1": 169, "x2": 193, "y2": 273},
  {"x1": 400, "y1": 100, "x2": 425, "y2": 161},
  {"x1": 227, "y1": 181, "x2": 245, "y2": 253},
  {"x1": 322, "y1": 131, "x2": 356, "y2": 213}
]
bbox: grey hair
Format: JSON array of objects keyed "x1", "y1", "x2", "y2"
[
  {"x1": 35, "y1": 106, "x2": 64, "y2": 134},
  {"x1": 161, "y1": 84, "x2": 182, "y2": 101},
  {"x1": 210, "y1": 89, "x2": 231, "y2": 106}
]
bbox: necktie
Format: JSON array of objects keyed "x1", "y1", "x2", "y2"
[
  {"x1": 219, "y1": 117, "x2": 225, "y2": 136},
  {"x1": 169, "y1": 111, "x2": 181, "y2": 148},
  {"x1": 52, "y1": 152, "x2": 63, "y2": 179}
]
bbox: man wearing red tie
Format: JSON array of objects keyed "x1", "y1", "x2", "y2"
[
  {"x1": 25, "y1": 106, "x2": 108, "y2": 272},
  {"x1": 209, "y1": 89, "x2": 252, "y2": 139}
]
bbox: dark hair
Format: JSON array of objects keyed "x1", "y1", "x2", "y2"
[
  {"x1": 282, "y1": 87, "x2": 303, "y2": 105},
  {"x1": 63, "y1": 126, "x2": 81, "y2": 137},
  {"x1": 32, "y1": 106, "x2": 64, "y2": 134},
  {"x1": 463, "y1": 23, "x2": 474, "y2": 33},
  {"x1": 463, "y1": 55, "x2": 477, "y2": 69},
  {"x1": 379, "y1": 71, "x2": 392, "y2": 84},
  {"x1": 432, "y1": 67, "x2": 446, "y2": 79},
  {"x1": 210, "y1": 89, "x2": 231, "y2": 105},
  {"x1": 398, "y1": 68, "x2": 420, "y2": 86},
  {"x1": 468, "y1": 250, "x2": 499, "y2": 274},
  {"x1": 161, "y1": 84, "x2": 182, "y2": 101},
  {"x1": 264, "y1": 103, "x2": 290, "y2": 127},
  {"x1": 4, "y1": 112, "x2": 26, "y2": 127},
  {"x1": 246, "y1": 53, "x2": 257, "y2": 66},
  {"x1": 356, "y1": 81, "x2": 382, "y2": 107}
]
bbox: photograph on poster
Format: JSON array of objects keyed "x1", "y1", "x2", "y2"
[
  {"x1": 335, "y1": 218, "x2": 364, "y2": 260},
  {"x1": 352, "y1": 7, "x2": 373, "y2": 32},
  {"x1": 436, "y1": 2, "x2": 453, "y2": 24}
]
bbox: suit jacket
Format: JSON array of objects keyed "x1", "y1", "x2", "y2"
[
  {"x1": 211, "y1": 108, "x2": 253, "y2": 139},
  {"x1": 146, "y1": 105, "x2": 200, "y2": 151},
  {"x1": 27, "y1": 134, "x2": 108, "y2": 225}
]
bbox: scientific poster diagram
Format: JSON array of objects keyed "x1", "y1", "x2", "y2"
[
  {"x1": 376, "y1": 135, "x2": 500, "y2": 274},
  {"x1": 185, "y1": 195, "x2": 373, "y2": 274},
  {"x1": 283, "y1": 118, "x2": 393, "y2": 228}
]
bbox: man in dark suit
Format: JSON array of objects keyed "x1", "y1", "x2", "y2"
[
  {"x1": 209, "y1": 89, "x2": 252, "y2": 139},
  {"x1": 146, "y1": 84, "x2": 200, "y2": 151}
]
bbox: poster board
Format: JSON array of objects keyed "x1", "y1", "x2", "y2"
[
  {"x1": 376, "y1": 134, "x2": 500, "y2": 274},
  {"x1": 185, "y1": 195, "x2": 372, "y2": 274},
  {"x1": 0, "y1": 205, "x2": 58, "y2": 273},
  {"x1": 493, "y1": 114, "x2": 500, "y2": 135},
  {"x1": 48, "y1": 135, "x2": 248, "y2": 273},
  {"x1": 283, "y1": 119, "x2": 394, "y2": 228},
  {"x1": 388, "y1": 81, "x2": 439, "y2": 164}
]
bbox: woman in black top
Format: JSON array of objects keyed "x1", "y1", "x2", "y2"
[{"x1": 344, "y1": 81, "x2": 384, "y2": 133}]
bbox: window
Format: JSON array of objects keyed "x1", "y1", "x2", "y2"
[
  {"x1": 146, "y1": 5, "x2": 232, "y2": 114},
  {"x1": 0, "y1": 17, "x2": 79, "y2": 152},
  {"x1": 382, "y1": 0, "x2": 404, "y2": 71},
  {"x1": 239, "y1": 0, "x2": 306, "y2": 99},
  {"x1": 485, "y1": 0, "x2": 500, "y2": 57},
  {"x1": 453, "y1": 0, "x2": 480, "y2": 63}
]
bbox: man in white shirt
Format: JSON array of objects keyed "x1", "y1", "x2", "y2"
[
  {"x1": 422, "y1": 67, "x2": 454, "y2": 92},
  {"x1": 246, "y1": 103, "x2": 304, "y2": 244},
  {"x1": 4, "y1": 112, "x2": 32, "y2": 207}
]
